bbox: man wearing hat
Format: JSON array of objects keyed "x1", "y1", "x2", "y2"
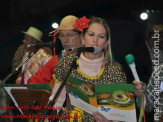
[
  {"x1": 27, "y1": 15, "x2": 82, "y2": 87},
  {"x1": 12, "y1": 26, "x2": 53, "y2": 84}
]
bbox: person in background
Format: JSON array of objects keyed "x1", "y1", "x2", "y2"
[
  {"x1": 27, "y1": 15, "x2": 82, "y2": 88},
  {"x1": 12, "y1": 26, "x2": 52, "y2": 84},
  {"x1": 146, "y1": 25, "x2": 163, "y2": 71},
  {"x1": 128, "y1": 24, "x2": 163, "y2": 122},
  {"x1": 134, "y1": 62, "x2": 163, "y2": 122},
  {"x1": 49, "y1": 16, "x2": 127, "y2": 122},
  {"x1": 125, "y1": 24, "x2": 163, "y2": 85}
]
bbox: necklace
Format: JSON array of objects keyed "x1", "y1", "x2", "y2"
[{"x1": 76, "y1": 59, "x2": 105, "y2": 80}]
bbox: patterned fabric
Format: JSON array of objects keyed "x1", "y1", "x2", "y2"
[
  {"x1": 21, "y1": 48, "x2": 52, "y2": 84},
  {"x1": 142, "y1": 63, "x2": 163, "y2": 122},
  {"x1": 27, "y1": 56, "x2": 58, "y2": 84},
  {"x1": 12, "y1": 44, "x2": 53, "y2": 84},
  {"x1": 53, "y1": 54, "x2": 127, "y2": 122},
  {"x1": 27, "y1": 50, "x2": 75, "y2": 84}
]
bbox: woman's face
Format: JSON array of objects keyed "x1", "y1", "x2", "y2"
[{"x1": 82, "y1": 23, "x2": 108, "y2": 58}]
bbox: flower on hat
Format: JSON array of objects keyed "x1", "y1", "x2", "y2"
[{"x1": 73, "y1": 16, "x2": 90, "y2": 31}]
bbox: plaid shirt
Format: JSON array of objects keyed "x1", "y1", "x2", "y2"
[{"x1": 144, "y1": 63, "x2": 163, "y2": 121}]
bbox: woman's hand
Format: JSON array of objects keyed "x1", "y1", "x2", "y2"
[
  {"x1": 133, "y1": 80, "x2": 147, "y2": 97},
  {"x1": 93, "y1": 111, "x2": 112, "y2": 122}
]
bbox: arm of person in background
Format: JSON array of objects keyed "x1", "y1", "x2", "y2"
[
  {"x1": 142, "y1": 64, "x2": 163, "y2": 112},
  {"x1": 27, "y1": 56, "x2": 58, "y2": 84},
  {"x1": 133, "y1": 68, "x2": 159, "y2": 112},
  {"x1": 134, "y1": 64, "x2": 163, "y2": 122},
  {"x1": 12, "y1": 44, "x2": 26, "y2": 84},
  {"x1": 12, "y1": 44, "x2": 26, "y2": 69}
]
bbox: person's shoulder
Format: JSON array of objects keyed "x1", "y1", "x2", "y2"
[
  {"x1": 55, "y1": 54, "x2": 77, "y2": 68},
  {"x1": 39, "y1": 47, "x2": 51, "y2": 53},
  {"x1": 106, "y1": 61, "x2": 124, "y2": 72},
  {"x1": 37, "y1": 48, "x2": 47, "y2": 53},
  {"x1": 19, "y1": 44, "x2": 26, "y2": 47},
  {"x1": 44, "y1": 47, "x2": 53, "y2": 55},
  {"x1": 37, "y1": 48, "x2": 52, "y2": 56},
  {"x1": 68, "y1": 54, "x2": 77, "y2": 58},
  {"x1": 35, "y1": 47, "x2": 53, "y2": 56},
  {"x1": 59, "y1": 54, "x2": 76, "y2": 60},
  {"x1": 17, "y1": 44, "x2": 26, "y2": 49},
  {"x1": 14, "y1": 44, "x2": 26, "y2": 54},
  {"x1": 107, "y1": 61, "x2": 122, "y2": 67}
]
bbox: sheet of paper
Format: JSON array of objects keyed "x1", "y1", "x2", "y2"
[
  {"x1": 98, "y1": 106, "x2": 137, "y2": 122},
  {"x1": 69, "y1": 93, "x2": 97, "y2": 115},
  {"x1": 67, "y1": 75, "x2": 137, "y2": 122}
]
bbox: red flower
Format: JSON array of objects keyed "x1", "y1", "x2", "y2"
[{"x1": 73, "y1": 16, "x2": 90, "y2": 31}]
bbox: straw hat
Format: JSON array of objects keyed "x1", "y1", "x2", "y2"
[
  {"x1": 22, "y1": 27, "x2": 43, "y2": 42},
  {"x1": 57, "y1": 15, "x2": 78, "y2": 30}
]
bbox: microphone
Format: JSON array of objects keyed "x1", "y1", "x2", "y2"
[
  {"x1": 125, "y1": 54, "x2": 140, "y2": 82},
  {"x1": 68, "y1": 46, "x2": 100, "y2": 54},
  {"x1": 27, "y1": 42, "x2": 55, "y2": 48}
]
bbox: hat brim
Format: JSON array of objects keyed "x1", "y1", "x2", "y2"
[
  {"x1": 56, "y1": 27, "x2": 76, "y2": 31},
  {"x1": 22, "y1": 31, "x2": 42, "y2": 42}
]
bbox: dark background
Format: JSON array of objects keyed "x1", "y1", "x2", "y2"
[{"x1": 0, "y1": 0, "x2": 163, "y2": 81}]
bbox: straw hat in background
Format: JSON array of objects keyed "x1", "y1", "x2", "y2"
[{"x1": 22, "y1": 27, "x2": 43, "y2": 42}]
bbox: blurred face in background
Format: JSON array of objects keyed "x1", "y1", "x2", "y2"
[
  {"x1": 23, "y1": 35, "x2": 39, "y2": 45},
  {"x1": 58, "y1": 30, "x2": 82, "y2": 50}
]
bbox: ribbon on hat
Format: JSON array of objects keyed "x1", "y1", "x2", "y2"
[{"x1": 53, "y1": 30, "x2": 59, "y2": 56}]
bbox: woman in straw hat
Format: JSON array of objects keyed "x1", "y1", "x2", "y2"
[
  {"x1": 12, "y1": 26, "x2": 53, "y2": 84},
  {"x1": 27, "y1": 15, "x2": 82, "y2": 86}
]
